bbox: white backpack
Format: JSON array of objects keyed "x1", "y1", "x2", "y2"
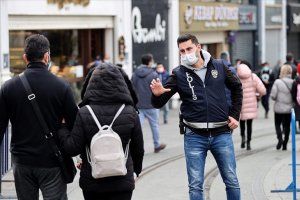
[{"x1": 86, "y1": 104, "x2": 130, "y2": 179}]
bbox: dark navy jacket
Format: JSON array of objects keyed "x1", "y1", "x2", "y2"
[{"x1": 152, "y1": 58, "x2": 243, "y2": 123}]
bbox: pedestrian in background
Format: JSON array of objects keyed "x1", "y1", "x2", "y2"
[
  {"x1": 271, "y1": 64, "x2": 294, "y2": 150},
  {"x1": 156, "y1": 63, "x2": 170, "y2": 124},
  {"x1": 0, "y1": 34, "x2": 78, "y2": 200},
  {"x1": 58, "y1": 63, "x2": 144, "y2": 200},
  {"x1": 151, "y1": 33, "x2": 243, "y2": 200},
  {"x1": 234, "y1": 58, "x2": 241, "y2": 70},
  {"x1": 291, "y1": 66, "x2": 300, "y2": 133},
  {"x1": 132, "y1": 53, "x2": 166, "y2": 153},
  {"x1": 258, "y1": 62, "x2": 274, "y2": 119},
  {"x1": 86, "y1": 55, "x2": 102, "y2": 70},
  {"x1": 276, "y1": 53, "x2": 297, "y2": 79},
  {"x1": 237, "y1": 61, "x2": 266, "y2": 150},
  {"x1": 220, "y1": 51, "x2": 236, "y2": 108}
]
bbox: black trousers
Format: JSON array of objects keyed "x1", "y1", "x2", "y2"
[
  {"x1": 13, "y1": 163, "x2": 67, "y2": 200},
  {"x1": 83, "y1": 190, "x2": 133, "y2": 200},
  {"x1": 274, "y1": 113, "x2": 291, "y2": 145},
  {"x1": 240, "y1": 119, "x2": 253, "y2": 142},
  {"x1": 261, "y1": 93, "x2": 270, "y2": 113}
]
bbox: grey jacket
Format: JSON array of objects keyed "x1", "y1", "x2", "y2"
[
  {"x1": 271, "y1": 77, "x2": 294, "y2": 114},
  {"x1": 132, "y1": 65, "x2": 158, "y2": 109}
]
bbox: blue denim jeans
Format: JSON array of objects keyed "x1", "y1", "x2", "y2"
[
  {"x1": 157, "y1": 102, "x2": 169, "y2": 123},
  {"x1": 184, "y1": 128, "x2": 240, "y2": 200},
  {"x1": 139, "y1": 108, "x2": 160, "y2": 148}
]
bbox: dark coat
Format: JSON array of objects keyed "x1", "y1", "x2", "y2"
[
  {"x1": 58, "y1": 64, "x2": 144, "y2": 193},
  {"x1": 292, "y1": 76, "x2": 300, "y2": 120},
  {"x1": 0, "y1": 62, "x2": 78, "y2": 167},
  {"x1": 223, "y1": 60, "x2": 237, "y2": 107}
]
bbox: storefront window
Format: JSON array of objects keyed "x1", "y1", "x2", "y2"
[
  {"x1": 9, "y1": 30, "x2": 83, "y2": 77},
  {"x1": 265, "y1": 0, "x2": 282, "y2": 5},
  {"x1": 9, "y1": 30, "x2": 85, "y2": 102}
]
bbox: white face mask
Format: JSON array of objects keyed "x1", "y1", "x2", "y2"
[{"x1": 181, "y1": 52, "x2": 199, "y2": 66}]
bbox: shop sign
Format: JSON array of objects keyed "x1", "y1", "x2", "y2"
[
  {"x1": 265, "y1": 6, "x2": 282, "y2": 28},
  {"x1": 131, "y1": 0, "x2": 168, "y2": 71},
  {"x1": 180, "y1": 2, "x2": 239, "y2": 32},
  {"x1": 288, "y1": 4, "x2": 300, "y2": 32},
  {"x1": 238, "y1": 5, "x2": 257, "y2": 30},
  {"x1": 47, "y1": 0, "x2": 89, "y2": 9},
  {"x1": 132, "y1": 7, "x2": 166, "y2": 44}
]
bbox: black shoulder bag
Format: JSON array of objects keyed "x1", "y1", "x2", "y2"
[{"x1": 19, "y1": 73, "x2": 76, "y2": 184}]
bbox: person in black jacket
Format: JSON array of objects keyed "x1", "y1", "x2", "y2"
[
  {"x1": 0, "y1": 34, "x2": 78, "y2": 200},
  {"x1": 58, "y1": 63, "x2": 144, "y2": 200},
  {"x1": 150, "y1": 34, "x2": 243, "y2": 200}
]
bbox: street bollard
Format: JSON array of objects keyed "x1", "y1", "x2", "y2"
[
  {"x1": 271, "y1": 109, "x2": 300, "y2": 199},
  {"x1": 291, "y1": 109, "x2": 297, "y2": 200}
]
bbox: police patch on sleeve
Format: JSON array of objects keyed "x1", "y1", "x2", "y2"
[{"x1": 211, "y1": 70, "x2": 218, "y2": 78}]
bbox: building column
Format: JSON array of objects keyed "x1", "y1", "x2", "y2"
[
  {"x1": 168, "y1": 0, "x2": 180, "y2": 108},
  {"x1": 0, "y1": 0, "x2": 10, "y2": 86},
  {"x1": 280, "y1": 0, "x2": 287, "y2": 62},
  {"x1": 258, "y1": 0, "x2": 266, "y2": 63}
]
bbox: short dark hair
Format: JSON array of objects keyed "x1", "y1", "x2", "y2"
[
  {"x1": 220, "y1": 52, "x2": 229, "y2": 61},
  {"x1": 240, "y1": 60, "x2": 252, "y2": 69},
  {"x1": 141, "y1": 53, "x2": 153, "y2": 65},
  {"x1": 24, "y1": 34, "x2": 50, "y2": 62},
  {"x1": 177, "y1": 34, "x2": 199, "y2": 47},
  {"x1": 286, "y1": 52, "x2": 294, "y2": 62}
]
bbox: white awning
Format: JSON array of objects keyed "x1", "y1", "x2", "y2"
[{"x1": 9, "y1": 15, "x2": 114, "y2": 30}]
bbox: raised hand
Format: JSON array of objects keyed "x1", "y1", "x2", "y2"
[{"x1": 150, "y1": 78, "x2": 171, "y2": 96}]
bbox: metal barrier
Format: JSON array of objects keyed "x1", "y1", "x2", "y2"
[
  {"x1": 271, "y1": 109, "x2": 300, "y2": 200},
  {"x1": 0, "y1": 126, "x2": 15, "y2": 199}
]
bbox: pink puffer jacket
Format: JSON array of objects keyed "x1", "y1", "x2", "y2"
[{"x1": 237, "y1": 64, "x2": 266, "y2": 120}]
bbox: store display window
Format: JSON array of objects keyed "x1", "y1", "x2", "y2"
[{"x1": 9, "y1": 30, "x2": 83, "y2": 79}]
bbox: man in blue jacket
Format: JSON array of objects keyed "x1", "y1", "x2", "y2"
[
  {"x1": 0, "y1": 34, "x2": 78, "y2": 200},
  {"x1": 151, "y1": 34, "x2": 243, "y2": 200},
  {"x1": 132, "y1": 54, "x2": 166, "y2": 153}
]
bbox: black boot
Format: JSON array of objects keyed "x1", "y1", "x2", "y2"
[
  {"x1": 241, "y1": 136, "x2": 245, "y2": 148},
  {"x1": 246, "y1": 141, "x2": 251, "y2": 150},
  {"x1": 276, "y1": 139, "x2": 283, "y2": 150},
  {"x1": 282, "y1": 144, "x2": 287, "y2": 151},
  {"x1": 282, "y1": 140, "x2": 288, "y2": 151}
]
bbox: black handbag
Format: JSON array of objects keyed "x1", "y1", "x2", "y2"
[{"x1": 19, "y1": 73, "x2": 77, "y2": 184}]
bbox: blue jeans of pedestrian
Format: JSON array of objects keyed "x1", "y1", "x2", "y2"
[
  {"x1": 157, "y1": 102, "x2": 169, "y2": 123},
  {"x1": 139, "y1": 108, "x2": 160, "y2": 148},
  {"x1": 184, "y1": 128, "x2": 240, "y2": 200}
]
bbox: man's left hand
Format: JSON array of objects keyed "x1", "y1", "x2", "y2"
[{"x1": 228, "y1": 116, "x2": 239, "y2": 129}]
